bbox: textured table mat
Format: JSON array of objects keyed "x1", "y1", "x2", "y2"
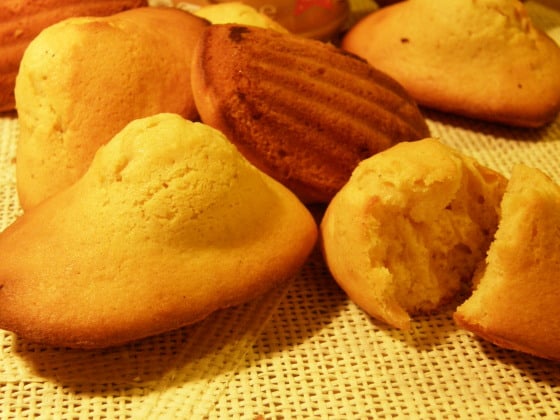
[{"x1": 1, "y1": 1, "x2": 560, "y2": 418}]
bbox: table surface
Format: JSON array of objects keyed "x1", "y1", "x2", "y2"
[{"x1": 1, "y1": 1, "x2": 560, "y2": 419}]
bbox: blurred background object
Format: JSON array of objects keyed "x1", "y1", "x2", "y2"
[{"x1": 151, "y1": 0, "x2": 349, "y2": 40}]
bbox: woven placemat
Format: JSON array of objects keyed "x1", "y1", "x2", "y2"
[{"x1": 1, "y1": 1, "x2": 560, "y2": 418}]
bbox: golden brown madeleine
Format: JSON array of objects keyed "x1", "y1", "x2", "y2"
[
  {"x1": 342, "y1": 0, "x2": 560, "y2": 127},
  {"x1": 0, "y1": 0, "x2": 147, "y2": 112},
  {"x1": 321, "y1": 139, "x2": 506, "y2": 330},
  {"x1": 191, "y1": 24, "x2": 429, "y2": 204},
  {"x1": 15, "y1": 7, "x2": 209, "y2": 210},
  {"x1": 455, "y1": 164, "x2": 560, "y2": 361},
  {"x1": 0, "y1": 114, "x2": 317, "y2": 349}
]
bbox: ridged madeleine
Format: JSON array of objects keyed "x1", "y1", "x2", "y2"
[{"x1": 191, "y1": 24, "x2": 430, "y2": 203}]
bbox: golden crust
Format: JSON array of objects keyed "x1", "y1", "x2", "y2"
[
  {"x1": 0, "y1": 114, "x2": 318, "y2": 348},
  {"x1": 191, "y1": 24, "x2": 429, "y2": 204},
  {"x1": 0, "y1": 0, "x2": 147, "y2": 112},
  {"x1": 454, "y1": 164, "x2": 560, "y2": 361},
  {"x1": 342, "y1": 0, "x2": 560, "y2": 127},
  {"x1": 14, "y1": 7, "x2": 208, "y2": 210}
]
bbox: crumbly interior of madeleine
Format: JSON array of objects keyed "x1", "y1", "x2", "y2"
[{"x1": 362, "y1": 144, "x2": 506, "y2": 317}]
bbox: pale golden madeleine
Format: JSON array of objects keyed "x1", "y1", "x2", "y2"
[
  {"x1": 455, "y1": 164, "x2": 560, "y2": 361},
  {"x1": 15, "y1": 7, "x2": 208, "y2": 210},
  {"x1": 342, "y1": 0, "x2": 560, "y2": 127},
  {"x1": 194, "y1": 2, "x2": 289, "y2": 32},
  {"x1": 321, "y1": 139, "x2": 506, "y2": 330},
  {"x1": 0, "y1": 0, "x2": 147, "y2": 112},
  {"x1": 0, "y1": 113, "x2": 318, "y2": 348}
]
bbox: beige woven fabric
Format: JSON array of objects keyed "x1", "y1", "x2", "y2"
[{"x1": 1, "y1": 1, "x2": 560, "y2": 418}]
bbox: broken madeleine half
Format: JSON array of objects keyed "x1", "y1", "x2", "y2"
[
  {"x1": 455, "y1": 164, "x2": 560, "y2": 361},
  {"x1": 321, "y1": 138, "x2": 506, "y2": 330}
]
